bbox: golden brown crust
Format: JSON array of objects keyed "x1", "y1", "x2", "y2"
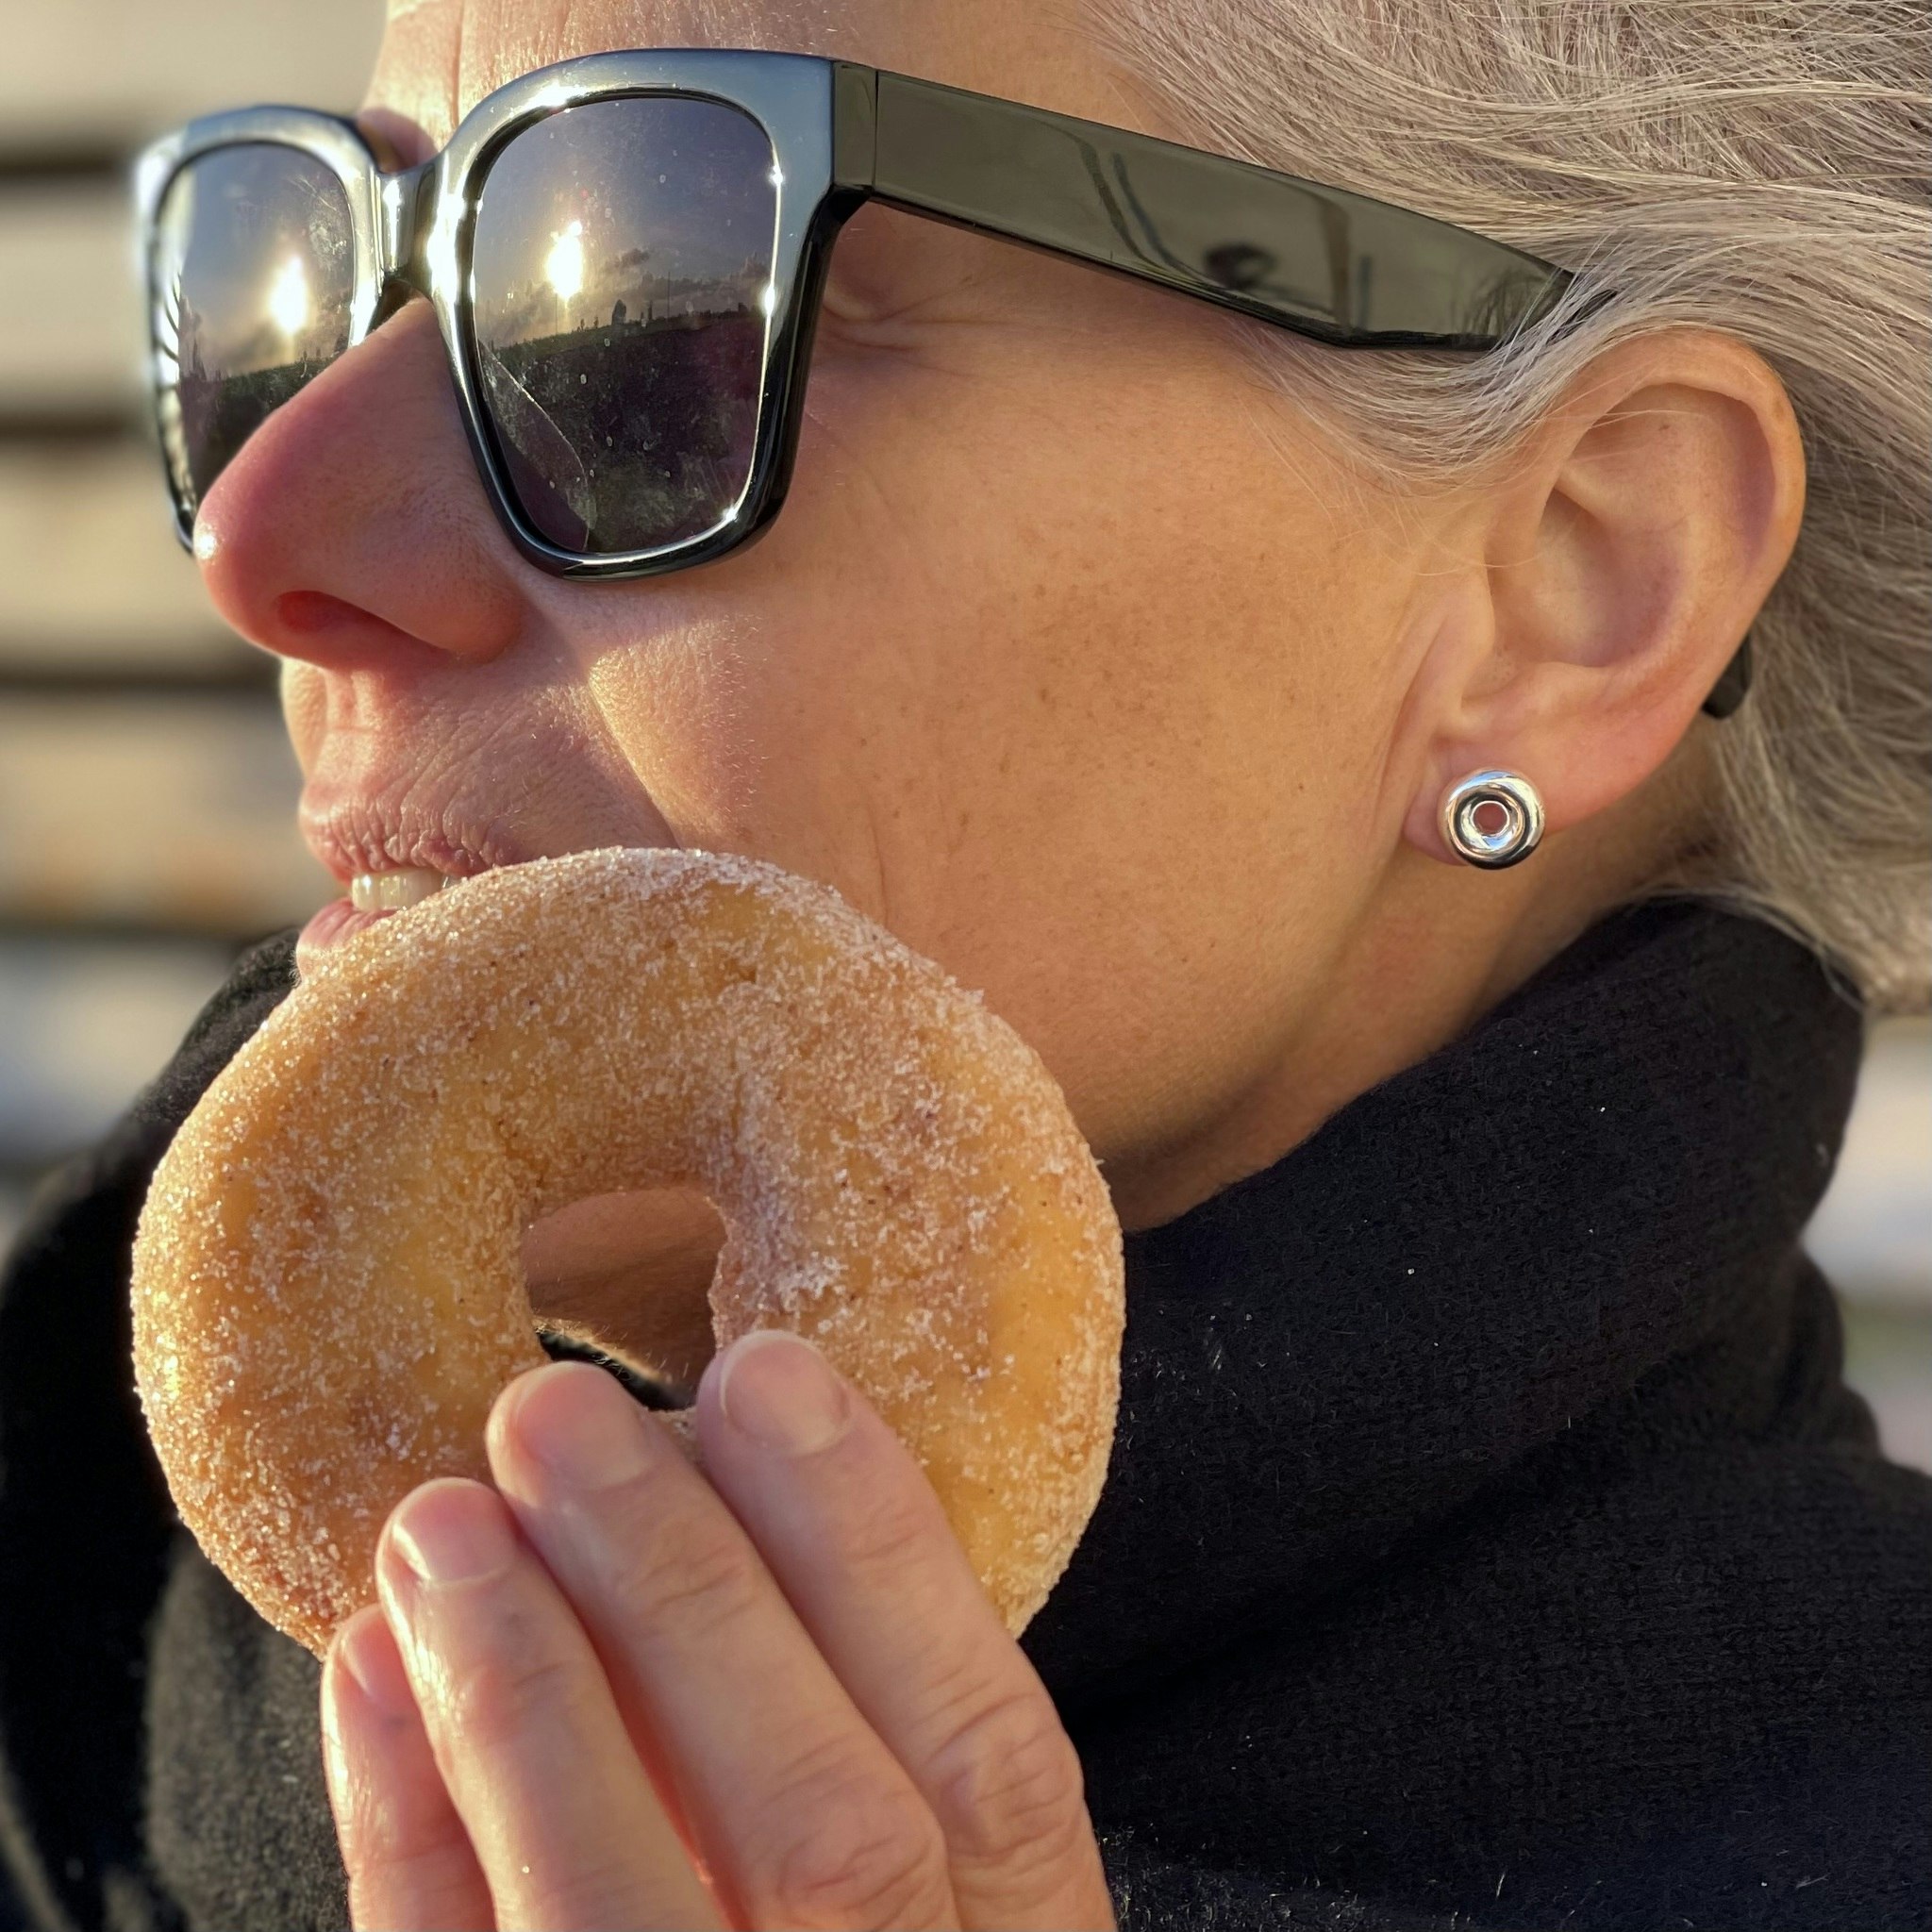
[{"x1": 130, "y1": 849, "x2": 1124, "y2": 1657}]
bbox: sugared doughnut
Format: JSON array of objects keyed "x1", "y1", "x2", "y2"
[{"x1": 130, "y1": 848, "x2": 1124, "y2": 1657}]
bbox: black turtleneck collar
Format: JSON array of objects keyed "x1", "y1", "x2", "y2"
[
  {"x1": 1020, "y1": 896, "x2": 1867, "y2": 1709},
  {"x1": 0, "y1": 894, "x2": 1895, "y2": 1932}
]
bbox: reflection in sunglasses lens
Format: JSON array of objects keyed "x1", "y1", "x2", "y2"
[
  {"x1": 471, "y1": 95, "x2": 777, "y2": 557},
  {"x1": 151, "y1": 144, "x2": 355, "y2": 518}
]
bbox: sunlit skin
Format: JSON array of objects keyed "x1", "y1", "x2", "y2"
[{"x1": 187, "y1": 0, "x2": 1809, "y2": 1924}]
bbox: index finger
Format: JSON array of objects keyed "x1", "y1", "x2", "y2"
[{"x1": 694, "y1": 1330, "x2": 1116, "y2": 1932}]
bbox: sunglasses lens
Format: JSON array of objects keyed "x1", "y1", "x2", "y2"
[
  {"x1": 150, "y1": 144, "x2": 356, "y2": 520},
  {"x1": 472, "y1": 94, "x2": 777, "y2": 558}
]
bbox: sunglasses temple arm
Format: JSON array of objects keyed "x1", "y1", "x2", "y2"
[{"x1": 830, "y1": 64, "x2": 1575, "y2": 351}]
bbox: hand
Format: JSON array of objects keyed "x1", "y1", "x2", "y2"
[{"x1": 319, "y1": 1330, "x2": 1117, "y2": 1930}]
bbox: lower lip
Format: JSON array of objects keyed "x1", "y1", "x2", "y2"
[{"x1": 295, "y1": 896, "x2": 391, "y2": 972}]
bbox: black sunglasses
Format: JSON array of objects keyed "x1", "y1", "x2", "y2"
[{"x1": 136, "y1": 50, "x2": 1750, "y2": 712}]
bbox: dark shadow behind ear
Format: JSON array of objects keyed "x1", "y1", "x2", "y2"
[{"x1": 1701, "y1": 632, "x2": 1754, "y2": 719}]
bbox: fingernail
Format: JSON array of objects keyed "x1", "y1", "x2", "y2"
[
  {"x1": 331, "y1": 1607, "x2": 415, "y2": 1722},
  {"x1": 512, "y1": 1360, "x2": 654, "y2": 1490},
  {"x1": 717, "y1": 1329, "x2": 852, "y2": 1457},
  {"x1": 388, "y1": 1480, "x2": 515, "y2": 1587}
]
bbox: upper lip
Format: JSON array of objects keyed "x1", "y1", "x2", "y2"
[{"x1": 299, "y1": 792, "x2": 538, "y2": 887}]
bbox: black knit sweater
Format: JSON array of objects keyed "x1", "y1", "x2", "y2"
[{"x1": 1, "y1": 898, "x2": 1927, "y2": 1931}]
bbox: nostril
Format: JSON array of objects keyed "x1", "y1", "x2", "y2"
[
  {"x1": 275, "y1": 591, "x2": 363, "y2": 636},
  {"x1": 260, "y1": 592, "x2": 449, "y2": 670}
]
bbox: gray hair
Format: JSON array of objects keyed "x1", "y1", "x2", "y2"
[{"x1": 1086, "y1": 0, "x2": 1931, "y2": 1012}]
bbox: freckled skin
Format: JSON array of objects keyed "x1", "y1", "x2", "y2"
[{"x1": 198, "y1": 0, "x2": 1807, "y2": 1283}]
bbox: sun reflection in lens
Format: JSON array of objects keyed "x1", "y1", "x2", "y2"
[
  {"x1": 545, "y1": 219, "x2": 585, "y2": 303},
  {"x1": 266, "y1": 255, "x2": 310, "y2": 337}
]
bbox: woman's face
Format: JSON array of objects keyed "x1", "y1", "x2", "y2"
[{"x1": 195, "y1": 0, "x2": 1491, "y2": 1228}]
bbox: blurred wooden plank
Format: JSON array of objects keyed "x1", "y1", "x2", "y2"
[
  {"x1": 0, "y1": 443, "x2": 255, "y2": 674},
  {"x1": 0, "y1": 933, "x2": 236, "y2": 1164},
  {"x1": 0, "y1": 145, "x2": 129, "y2": 184},
  {"x1": 0, "y1": 692, "x2": 325, "y2": 933},
  {"x1": 0, "y1": 182, "x2": 142, "y2": 419},
  {"x1": 1, "y1": 0, "x2": 384, "y2": 151},
  {"x1": 1809, "y1": 1017, "x2": 1932, "y2": 1308}
]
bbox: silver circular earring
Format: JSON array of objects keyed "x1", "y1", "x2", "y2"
[{"x1": 1439, "y1": 769, "x2": 1545, "y2": 869}]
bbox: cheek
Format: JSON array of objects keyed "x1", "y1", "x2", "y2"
[
  {"x1": 654, "y1": 342, "x2": 1398, "y2": 1160},
  {"x1": 526, "y1": 320, "x2": 1394, "y2": 1173},
  {"x1": 911, "y1": 532, "x2": 1385, "y2": 1161},
  {"x1": 583, "y1": 605, "x2": 929, "y2": 905}
]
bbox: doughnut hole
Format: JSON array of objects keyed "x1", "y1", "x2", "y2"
[{"x1": 521, "y1": 1185, "x2": 724, "y2": 1408}]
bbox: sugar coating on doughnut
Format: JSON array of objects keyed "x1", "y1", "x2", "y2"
[{"x1": 131, "y1": 848, "x2": 1124, "y2": 1657}]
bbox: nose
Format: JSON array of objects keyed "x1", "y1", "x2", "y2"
[{"x1": 192, "y1": 299, "x2": 528, "y2": 672}]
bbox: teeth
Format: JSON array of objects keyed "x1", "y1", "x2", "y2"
[{"x1": 350, "y1": 867, "x2": 451, "y2": 912}]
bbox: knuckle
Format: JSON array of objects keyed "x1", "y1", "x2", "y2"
[
  {"x1": 526, "y1": 1853, "x2": 650, "y2": 1928},
  {"x1": 925, "y1": 1684, "x2": 1091, "y2": 1874},
  {"x1": 436, "y1": 1639, "x2": 594, "y2": 1759},
  {"x1": 347, "y1": 1859, "x2": 479, "y2": 1932},
  {"x1": 838, "y1": 1487, "x2": 935, "y2": 1580},
  {"x1": 753, "y1": 1747, "x2": 952, "y2": 1930},
  {"x1": 608, "y1": 1504, "x2": 766, "y2": 1640},
  {"x1": 347, "y1": 1788, "x2": 474, "y2": 1876}
]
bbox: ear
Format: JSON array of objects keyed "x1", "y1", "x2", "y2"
[{"x1": 1400, "y1": 327, "x2": 1807, "y2": 864}]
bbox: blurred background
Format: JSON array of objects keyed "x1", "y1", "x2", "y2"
[{"x1": 0, "y1": 0, "x2": 1925, "y2": 1469}]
